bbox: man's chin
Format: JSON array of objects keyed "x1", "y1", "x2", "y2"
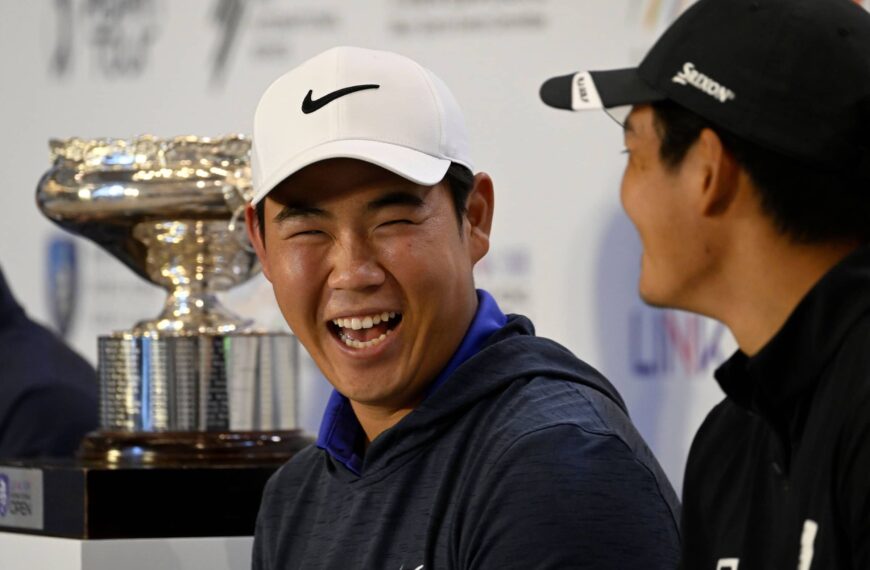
[
  {"x1": 329, "y1": 375, "x2": 395, "y2": 404},
  {"x1": 637, "y1": 280, "x2": 674, "y2": 309},
  {"x1": 638, "y1": 290, "x2": 670, "y2": 308}
]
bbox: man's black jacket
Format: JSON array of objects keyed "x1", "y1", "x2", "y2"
[{"x1": 682, "y1": 247, "x2": 870, "y2": 569}]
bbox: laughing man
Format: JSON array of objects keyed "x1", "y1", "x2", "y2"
[{"x1": 246, "y1": 46, "x2": 680, "y2": 569}]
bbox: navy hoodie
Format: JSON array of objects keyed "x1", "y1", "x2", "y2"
[
  {"x1": 253, "y1": 315, "x2": 681, "y2": 569},
  {"x1": 0, "y1": 267, "x2": 97, "y2": 458}
]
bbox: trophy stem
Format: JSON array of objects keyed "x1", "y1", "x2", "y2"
[{"x1": 134, "y1": 285, "x2": 252, "y2": 335}]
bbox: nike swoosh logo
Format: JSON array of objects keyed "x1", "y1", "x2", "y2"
[{"x1": 301, "y1": 84, "x2": 380, "y2": 114}]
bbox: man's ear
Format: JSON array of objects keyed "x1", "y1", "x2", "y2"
[
  {"x1": 245, "y1": 203, "x2": 272, "y2": 282},
  {"x1": 464, "y1": 172, "x2": 494, "y2": 264},
  {"x1": 693, "y1": 128, "x2": 740, "y2": 217}
]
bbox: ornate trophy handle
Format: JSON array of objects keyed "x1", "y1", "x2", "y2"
[{"x1": 226, "y1": 189, "x2": 255, "y2": 255}]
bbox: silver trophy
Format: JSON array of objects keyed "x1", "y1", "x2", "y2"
[{"x1": 36, "y1": 135, "x2": 310, "y2": 465}]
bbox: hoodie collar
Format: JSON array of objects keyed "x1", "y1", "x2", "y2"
[
  {"x1": 316, "y1": 289, "x2": 507, "y2": 476},
  {"x1": 357, "y1": 313, "x2": 626, "y2": 480},
  {"x1": 0, "y1": 267, "x2": 24, "y2": 326}
]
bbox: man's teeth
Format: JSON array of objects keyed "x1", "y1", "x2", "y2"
[
  {"x1": 341, "y1": 329, "x2": 393, "y2": 349},
  {"x1": 332, "y1": 312, "x2": 398, "y2": 331}
]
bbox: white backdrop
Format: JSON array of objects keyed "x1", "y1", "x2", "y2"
[{"x1": 3, "y1": 0, "x2": 827, "y2": 493}]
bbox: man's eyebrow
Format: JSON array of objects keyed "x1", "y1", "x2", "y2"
[
  {"x1": 366, "y1": 190, "x2": 425, "y2": 212},
  {"x1": 623, "y1": 115, "x2": 636, "y2": 134},
  {"x1": 272, "y1": 204, "x2": 330, "y2": 224}
]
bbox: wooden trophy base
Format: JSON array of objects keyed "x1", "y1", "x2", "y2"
[
  {"x1": 77, "y1": 429, "x2": 313, "y2": 467},
  {"x1": 0, "y1": 430, "x2": 314, "y2": 539}
]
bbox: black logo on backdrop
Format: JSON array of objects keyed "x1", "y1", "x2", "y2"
[
  {"x1": 211, "y1": 0, "x2": 246, "y2": 85},
  {"x1": 49, "y1": 0, "x2": 161, "y2": 79},
  {"x1": 301, "y1": 84, "x2": 380, "y2": 114},
  {"x1": 50, "y1": 0, "x2": 75, "y2": 77}
]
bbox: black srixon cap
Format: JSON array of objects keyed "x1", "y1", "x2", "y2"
[{"x1": 541, "y1": 0, "x2": 870, "y2": 179}]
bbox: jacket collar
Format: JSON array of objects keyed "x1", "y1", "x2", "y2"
[{"x1": 715, "y1": 246, "x2": 870, "y2": 424}]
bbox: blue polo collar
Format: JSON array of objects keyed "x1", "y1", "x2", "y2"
[{"x1": 315, "y1": 289, "x2": 507, "y2": 475}]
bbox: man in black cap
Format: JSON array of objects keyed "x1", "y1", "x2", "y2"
[{"x1": 541, "y1": 0, "x2": 870, "y2": 568}]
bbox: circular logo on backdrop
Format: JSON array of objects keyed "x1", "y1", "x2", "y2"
[
  {"x1": 636, "y1": 0, "x2": 870, "y2": 34},
  {"x1": 635, "y1": 0, "x2": 870, "y2": 30},
  {"x1": 0, "y1": 474, "x2": 9, "y2": 517},
  {"x1": 636, "y1": 0, "x2": 695, "y2": 32}
]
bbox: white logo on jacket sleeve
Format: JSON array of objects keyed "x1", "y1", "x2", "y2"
[
  {"x1": 716, "y1": 559, "x2": 739, "y2": 570},
  {"x1": 797, "y1": 519, "x2": 818, "y2": 570},
  {"x1": 672, "y1": 62, "x2": 736, "y2": 103}
]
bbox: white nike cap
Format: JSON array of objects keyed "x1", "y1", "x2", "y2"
[{"x1": 251, "y1": 46, "x2": 474, "y2": 205}]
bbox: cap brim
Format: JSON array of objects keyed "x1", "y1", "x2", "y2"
[
  {"x1": 252, "y1": 140, "x2": 461, "y2": 205},
  {"x1": 540, "y1": 68, "x2": 666, "y2": 111}
]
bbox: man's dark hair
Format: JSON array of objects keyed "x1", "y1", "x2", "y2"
[
  {"x1": 651, "y1": 100, "x2": 870, "y2": 244},
  {"x1": 254, "y1": 162, "x2": 474, "y2": 243}
]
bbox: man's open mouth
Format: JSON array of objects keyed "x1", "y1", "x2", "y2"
[{"x1": 328, "y1": 311, "x2": 403, "y2": 349}]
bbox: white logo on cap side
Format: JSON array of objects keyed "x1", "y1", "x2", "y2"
[
  {"x1": 571, "y1": 72, "x2": 604, "y2": 111},
  {"x1": 672, "y1": 62, "x2": 736, "y2": 103}
]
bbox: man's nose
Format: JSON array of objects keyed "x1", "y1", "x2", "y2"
[{"x1": 327, "y1": 237, "x2": 386, "y2": 291}]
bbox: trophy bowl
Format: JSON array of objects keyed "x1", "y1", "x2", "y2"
[
  {"x1": 37, "y1": 135, "x2": 258, "y2": 334},
  {"x1": 36, "y1": 135, "x2": 312, "y2": 466}
]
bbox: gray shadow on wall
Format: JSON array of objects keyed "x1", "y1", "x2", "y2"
[
  {"x1": 589, "y1": 209, "x2": 683, "y2": 486},
  {"x1": 586, "y1": 208, "x2": 732, "y2": 492}
]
